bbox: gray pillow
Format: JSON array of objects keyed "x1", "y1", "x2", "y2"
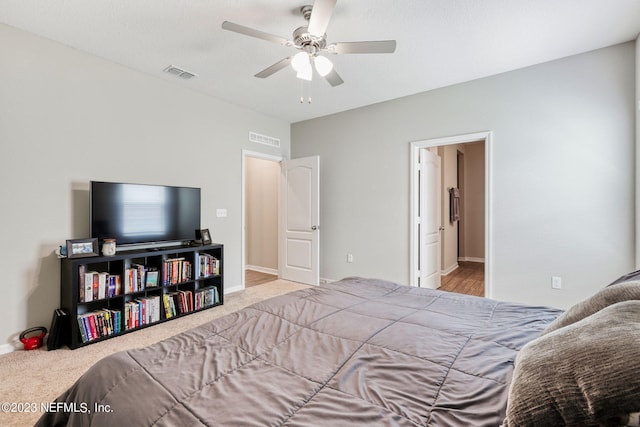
[
  {"x1": 542, "y1": 281, "x2": 640, "y2": 335},
  {"x1": 607, "y1": 269, "x2": 640, "y2": 287},
  {"x1": 503, "y1": 300, "x2": 640, "y2": 427}
]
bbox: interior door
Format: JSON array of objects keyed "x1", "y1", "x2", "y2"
[
  {"x1": 279, "y1": 156, "x2": 320, "y2": 285},
  {"x1": 419, "y1": 149, "x2": 442, "y2": 288}
]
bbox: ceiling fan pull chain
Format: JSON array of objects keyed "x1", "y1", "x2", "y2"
[{"x1": 299, "y1": 80, "x2": 312, "y2": 104}]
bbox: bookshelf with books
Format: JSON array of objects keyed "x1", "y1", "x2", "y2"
[{"x1": 60, "y1": 244, "x2": 224, "y2": 349}]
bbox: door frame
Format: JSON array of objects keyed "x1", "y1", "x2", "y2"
[
  {"x1": 409, "y1": 131, "x2": 493, "y2": 297},
  {"x1": 241, "y1": 149, "x2": 285, "y2": 290}
]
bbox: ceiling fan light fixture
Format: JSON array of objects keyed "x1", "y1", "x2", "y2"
[
  {"x1": 313, "y1": 55, "x2": 333, "y2": 77},
  {"x1": 296, "y1": 64, "x2": 313, "y2": 81},
  {"x1": 291, "y1": 51, "x2": 310, "y2": 72}
]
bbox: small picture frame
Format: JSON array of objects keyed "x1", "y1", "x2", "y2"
[
  {"x1": 66, "y1": 238, "x2": 99, "y2": 259},
  {"x1": 146, "y1": 270, "x2": 159, "y2": 287},
  {"x1": 200, "y1": 229, "x2": 212, "y2": 245}
]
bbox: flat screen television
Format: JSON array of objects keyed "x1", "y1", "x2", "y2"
[{"x1": 90, "y1": 181, "x2": 201, "y2": 248}]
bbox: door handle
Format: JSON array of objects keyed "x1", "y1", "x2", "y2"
[
  {"x1": 311, "y1": 225, "x2": 320, "y2": 231},
  {"x1": 439, "y1": 226, "x2": 445, "y2": 231}
]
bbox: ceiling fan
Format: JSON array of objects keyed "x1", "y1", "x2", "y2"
[{"x1": 221, "y1": 0, "x2": 396, "y2": 87}]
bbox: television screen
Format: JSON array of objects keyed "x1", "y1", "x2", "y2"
[{"x1": 90, "y1": 181, "x2": 201, "y2": 247}]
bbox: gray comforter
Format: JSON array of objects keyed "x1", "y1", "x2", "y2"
[{"x1": 37, "y1": 277, "x2": 561, "y2": 426}]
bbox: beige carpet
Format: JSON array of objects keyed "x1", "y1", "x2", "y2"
[{"x1": 0, "y1": 279, "x2": 308, "y2": 427}]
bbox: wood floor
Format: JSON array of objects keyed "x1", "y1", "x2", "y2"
[
  {"x1": 245, "y1": 264, "x2": 484, "y2": 296},
  {"x1": 438, "y1": 261, "x2": 485, "y2": 297},
  {"x1": 245, "y1": 269, "x2": 278, "y2": 288}
]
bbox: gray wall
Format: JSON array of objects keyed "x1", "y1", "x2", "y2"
[
  {"x1": 292, "y1": 42, "x2": 636, "y2": 310},
  {"x1": 637, "y1": 34, "x2": 640, "y2": 269},
  {"x1": 461, "y1": 143, "x2": 485, "y2": 261},
  {"x1": 0, "y1": 24, "x2": 290, "y2": 350},
  {"x1": 439, "y1": 145, "x2": 459, "y2": 272}
]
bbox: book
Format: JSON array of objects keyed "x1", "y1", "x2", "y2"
[
  {"x1": 98, "y1": 272, "x2": 109, "y2": 300},
  {"x1": 78, "y1": 315, "x2": 90, "y2": 342},
  {"x1": 47, "y1": 308, "x2": 69, "y2": 350},
  {"x1": 77, "y1": 315, "x2": 87, "y2": 343},
  {"x1": 114, "y1": 275, "x2": 122, "y2": 296},
  {"x1": 108, "y1": 275, "x2": 116, "y2": 298},
  {"x1": 132, "y1": 263, "x2": 146, "y2": 290},
  {"x1": 88, "y1": 315, "x2": 98, "y2": 341},
  {"x1": 78, "y1": 265, "x2": 86, "y2": 302},
  {"x1": 198, "y1": 254, "x2": 220, "y2": 278},
  {"x1": 163, "y1": 257, "x2": 190, "y2": 285},
  {"x1": 125, "y1": 268, "x2": 136, "y2": 293},
  {"x1": 92, "y1": 274, "x2": 99, "y2": 302},
  {"x1": 84, "y1": 272, "x2": 97, "y2": 302}
]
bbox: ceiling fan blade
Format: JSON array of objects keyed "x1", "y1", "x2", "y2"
[
  {"x1": 222, "y1": 21, "x2": 290, "y2": 46},
  {"x1": 328, "y1": 40, "x2": 397, "y2": 54},
  {"x1": 307, "y1": 0, "x2": 337, "y2": 37},
  {"x1": 255, "y1": 57, "x2": 293, "y2": 78},
  {"x1": 323, "y1": 68, "x2": 344, "y2": 87}
]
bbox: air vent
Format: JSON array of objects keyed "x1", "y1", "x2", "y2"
[
  {"x1": 249, "y1": 131, "x2": 281, "y2": 148},
  {"x1": 163, "y1": 65, "x2": 197, "y2": 80}
]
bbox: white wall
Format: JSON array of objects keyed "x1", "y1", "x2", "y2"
[
  {"x1": 245, "y1": 157, "x2": 279, "y2": 271},
  {"x1": 0, "y1": 24, "x2": 290, "y2": 350},
  {"x1": 292, "y1": 42, "x2": 636, "y2": 310}
]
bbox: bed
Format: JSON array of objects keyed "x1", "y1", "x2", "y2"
[{"x1": 36, "y1": 276, "x2": 640, "y2": 426}]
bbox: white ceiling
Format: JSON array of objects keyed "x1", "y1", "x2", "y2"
[{"x1": 2, "y1": 0, "x2": 640, "y2": 123}]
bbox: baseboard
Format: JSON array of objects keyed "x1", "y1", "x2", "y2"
[
  {"x1": 320, "y1": 277, "x2": 336, "y2": 284},
  {"x1": 441, "y1": 263, "x2": 459, "y2": 276},
  {"x1": 458, "y1": 257, "x2": 485, "y2": 263},
  {"x1": 225, "y1": 285, "x2": 243, "y2": 294},
  {"x1": 245, "y1": 265, "x2": 278, "y2": 276},
  {"x1": 0, "y1": 343, "x2": 16, "y2": 355}
]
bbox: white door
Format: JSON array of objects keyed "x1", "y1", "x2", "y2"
[
  {"x1": 419, "y1": 149, "x2": 442, "y2": 288},
  {"x1": 279, "y1": 156, "x2": 320, "y2": 285}
]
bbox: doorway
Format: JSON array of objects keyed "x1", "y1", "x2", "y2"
[
  {"x1": 410, "y1": 132, "x2": 492, "y2": 297},
  {"x1": 241, "y1": 151, "x2": 321, "y2": 289},
  {"x1": 242, "y1": 151, "x2": 282, "y2": 289}
]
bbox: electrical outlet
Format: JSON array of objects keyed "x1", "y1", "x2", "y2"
[
  {"x1": 347, "y1": 253, "x2": 354, "y2": 263},
  {"x1": 551, "y1": 276, "x2": 562, "y2": 289},
  {"x1": 216, "y1": 208, "x2": 227, "y2": 218}
]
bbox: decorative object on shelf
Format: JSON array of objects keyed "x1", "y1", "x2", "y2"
[
  {"x1": 19, "y1": 326, "x2": 48, "y2": 350},
  {"x1": 146, "y1": 270, "x2": 159, "y2": 287},
  {"x1": 199, "y1": 229, "x2": 212, "y2": 245},
  {"x1": 55, "y1": 245, "x2": 67, "y2": 258},
  {"x1": 66, "y1": 238, "x2": 99, "y2": 259},
  {"x1": 102, "y1": 239, "x2": 116, "y2": 256}
]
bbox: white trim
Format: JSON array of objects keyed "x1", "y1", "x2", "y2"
[
  {"x1": 245, "y1": 265, "x2": 279, "y2": 276},
  {"x1": 320, "y1": 277, "x2": 336, "y2": 284},
  {"x1": 410, "y1": 131, "x2": 493, "y2": 298},
  {"x1": 458, "y1": 257, "x2": 485, "y2": 263},
  {"x1": 224, "y1": 284, "x2": 243, "y2": 294},
  {"x1": 241, "y1": 150, "x2": 285, "y2": 291},
  {"x1": 441, "y1": 263, "x2": 459, "y2": 276},
  {"x1": 0, "y1": 343, "x2": 16, "y2": 355}
]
